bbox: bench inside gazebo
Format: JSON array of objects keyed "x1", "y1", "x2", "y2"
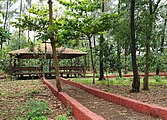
[{"x1": 9, "y1": 43, "x2": 87, "y2": 79}]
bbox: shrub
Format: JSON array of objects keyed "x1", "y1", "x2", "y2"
[
  {"x1": 56, "y1": 114, "x2": 68, "y2": 120},
  {"x1": 17, "y1": 99, "x2": 49, "y2": 120},
  {"x1": 154, "y1": 76, "x2": 162, "y2": 83}
]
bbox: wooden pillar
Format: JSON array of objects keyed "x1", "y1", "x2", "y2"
[
  {"x1": 49, "y1": 57, "x2": 52, "y2": 77},
  {"x1": 17, "y1": 57, "x2": 21, "y2": 78},
  {"x1": 43, "y1": 42, "x2": 47, "y2": 77},
  {"x1": 42, "y1": 53, "x2": 45, "y2": 78},
  {"x1": 77, "y1": 57, "x2": 79, "y2": 66},
  {"x1": 71, "y1": 58, "x2": 73, "y2": 66},
  {"x1": 13, "y1": 58, "x2": 16, "y2": 78},
  {"x1": 10, "y1": 54, "x2": 12, "y2": 80},
  {"x1": 77, "y1": 57, "x2": 79, "y2": 77},
  {"x1": 84, "y1": 55, "x2": 86, "y2": 78},
  {"x1": 70, "y1": 58, "x2": 72, "y2": 77},
  {"x1": 87, "y1": 52, "x2": 90, "y2": 71},
  {"x1": 49, "y1": 57, "x2": 51, "y2": 72}
]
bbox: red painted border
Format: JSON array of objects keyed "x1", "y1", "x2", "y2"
[
  {"x1": 41, "y1": 77, "x2": 105, "y2": 120},
  {"x1": 0, "y1": 76, "x2": 5, "y2": 79},
  {"x1": 60, "y1": 77, "x2": 167, "y2": 120},
  {"x1": 86, "y1": 73, "x2": 167, "y2": 78}
]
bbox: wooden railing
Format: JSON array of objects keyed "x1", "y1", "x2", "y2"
[
  {"x1": 12, "y1": 67, "x2": 42, "y2": 71},
  {"x1": 11, "y1": 66, "x2": 86, "y2": 78},
  {"x1": 11, "y1": 67, "x2": 42, "y2": 77},
  {"x1": 51, "y1": 66, "x2": 86, "y2": 77}
]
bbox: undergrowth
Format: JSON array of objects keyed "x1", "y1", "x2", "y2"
[{"x1": 17, "y1": 99, "x2": 49, "y2": 120}]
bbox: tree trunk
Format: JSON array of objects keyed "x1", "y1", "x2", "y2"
[
  {"x1": 124, "y1": 48, "x2": 127, "y2": 74},
  {"x1": 1, "y1": 0, "x2": 9, "y2": 49},
  {"x1": 87, "y1": 53, "x2": 90, "y2": 71},
  {"x1": 156, "y1": 12, "x2": 167, "y2": 75},
  {"x1": 19, "y1": 0, "x2": 22, "y2": 49},
  {"x1": 99, "y1": 0, "x2": 105, "y2": 80},
  {"x1": 143, "y1": 0, "x2": 155, "y2": 90},
  {"x1": 93, "y1": 36, "x2": 96, "y2": 47},
  {"x1": 156, "y1": 67, "x2": 159, "y2": 75},
  {"x1": 117, "y1": 43, "x2": 122, "y2": 77},
  {"x1": 48, "y1": 0, "x2": 62, "y2": 92},
  {"x1": 88, "y1": 37, "x2": 95, "y2": 84},
  {"x1": 27, "y1": 0, "x2": 32, "y2": 43},
  {"x1": 117, "y1": 0, "x2": 122, "y2": 77},
  {"x1": 130, "y1": 0, "x2": 140, "y2": 92},
  {"x1": 3, "y1": 0, "x2": 9, "y2": 30},
  {"x1": 143, "y1": 43, "x2": 150, "y2": 90},
  {"x1": 99, "y1": 35, "x2": 105, "y2": 80},
  {"x1": 0, "y1": 43, "x2": 2, "y2": 49}
]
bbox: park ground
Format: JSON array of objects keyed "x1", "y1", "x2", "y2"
[
  {"x1": 0, "y1": 79, "x2": 75, "y2": 120},
  {"x1": 0, "y1": 74, "x2": 167, "y2": 120}
]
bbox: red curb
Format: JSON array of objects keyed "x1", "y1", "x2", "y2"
[
  {"x1": 86, "y1": 73, "x2": 167, "y2": 78},
  {"x1": 41, "y1": 77, "x2": 105, "y2": 120},
  {"x1": 0, "y1": 76, "x2": 5, "y2": 79},
  {"x1": 60, "y1": 77, "x2": 167, "y2": 120}
]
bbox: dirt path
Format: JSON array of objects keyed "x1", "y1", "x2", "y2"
[
  {"x1": 50, "y1": 80, "x2": 161, "y2": 120},
  {"x1": 88, "y1": 84, "x2": 167, "y2": 108}
]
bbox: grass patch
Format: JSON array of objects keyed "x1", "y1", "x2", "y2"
[
  {"x1": 73, "y1": 78, "x2": 97, "y2": 84},
  {"x1": 17, "y1": 99, "x2": 49, "y2": 120},
  {"x1": 72, "y1": 76, "x2": 167, "y2": 86},
  {"x1": 56, "y1": 114, "x2": 68, "y2": 120}
]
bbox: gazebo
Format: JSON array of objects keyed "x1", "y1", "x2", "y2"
[{"x1": 9, "y1": 43, "x2": 87, "y2": 79}]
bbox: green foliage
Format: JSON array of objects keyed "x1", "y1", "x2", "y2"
[
  {"x1": 56, "y1": 114, "x2": 68, "y2": 120},
  {"x1": 28, "y1": 90, "x2": 43, "y2": 97},
  {"x1": 11, "y1": 4, "x2": 49, "y2": 42},
  {"x1": 153, "y1": 76, "x2": 162, "y2": 83},
  {"x1": 104, "y1": 89, "x2": 112, "y2": 93},
  {"x1": 20, "y1": 99, "x2": 49, "y2": 120},
  {"x1": 31, "y1": 116, "x2": 48, "y2": 120},
  {"x1": 1, "y1": 0, "x2": 166, "y2": 76},
  {"x1": 59, "y1": 0, "x2": 118, "y2": 42},
  {"x1": 0, "y1": 27, "x2": 11, "y2": 44},
  {"x1": 17, "y1": 116, "x2": 48, "y2": 120},
  {"x1": 73, "y1": 76, "x2": 167, "y2": 86},
  {"x1": 0, "y1": 48, "x2": 11, "y2": 71},
  {"x1": 115, "y1": 76, "x2": 126, "y2": 81},
  {"x1": 8, "y1": 32, "x2": 29, "y2": 50}
]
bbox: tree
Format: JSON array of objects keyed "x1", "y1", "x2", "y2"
[
  {"x1": 142, "y1": 0, "x2": 162, "y2": 90},
  {"x1": 99, "y1": 0, "x2": 105, "y2": 80},
  {"x1": 18, "y1": 0, "x2": 23, "y2": 49},
  {"x1": 59, "y1": 0, "x2": 117, "y2": 84},
  {"x1": 1, "y1": 0, "x2": 9, "y2": 49},
  {"x1": 156, "y1": 11, "x2": 167, "y2": 75},
  {"x1": 11, "y1": 3, "x2": 49, "y2": 41},
  {"x1": 116, "y1": 0, "x2": 122, "y2": 78},
  {"x1": 59, "y1": 0, "x2": 100, "y2": 84},
  {"x1": 26, "y1": 0, "x2": 32, "y2": 43},
  {"x1": 0, "y1": 27, "x2": 10, "y2": 49},
  {"x1": 106, "y1": 0, "x2": 131, "y2": 76},
  {"x1": 130, "y1": 0, "x2": 140, "y2": 92},
  {"x1": 48, "y1": 0, "x2": 62, "y2": 92}
]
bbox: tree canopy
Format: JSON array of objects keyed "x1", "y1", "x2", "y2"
[{"x1": 0, "y1": 0, "x2": 167, "y2": 92}]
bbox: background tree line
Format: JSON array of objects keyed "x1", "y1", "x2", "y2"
[{"x1": 0, "y1": 0, "x2": 167, "y2": 92}]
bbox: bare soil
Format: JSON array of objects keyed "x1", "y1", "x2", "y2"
[
  {"x1": 50, "y1": 80, "x2": 161, "y2": 120},
  {"x1": 0, "y1": 79, "x2": 75, "y2": 120},
  {"x1": 88, "y1": 84, "x2": 167, "y2": 108}
]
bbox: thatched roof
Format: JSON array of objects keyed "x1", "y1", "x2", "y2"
[{"x1": 9, "y1": 43, "x2": 87, "y2": 59}]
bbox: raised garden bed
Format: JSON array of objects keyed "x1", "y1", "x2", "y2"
[
  {"x1": 58, "y1": 77, "x2": 167, "y2": 120},
  {"x1": 49, "y1": 79, "x2": 162, "y2": 120},
  {"x1": 61, "y1": 83, "x2": 161, "y2": 120}
]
